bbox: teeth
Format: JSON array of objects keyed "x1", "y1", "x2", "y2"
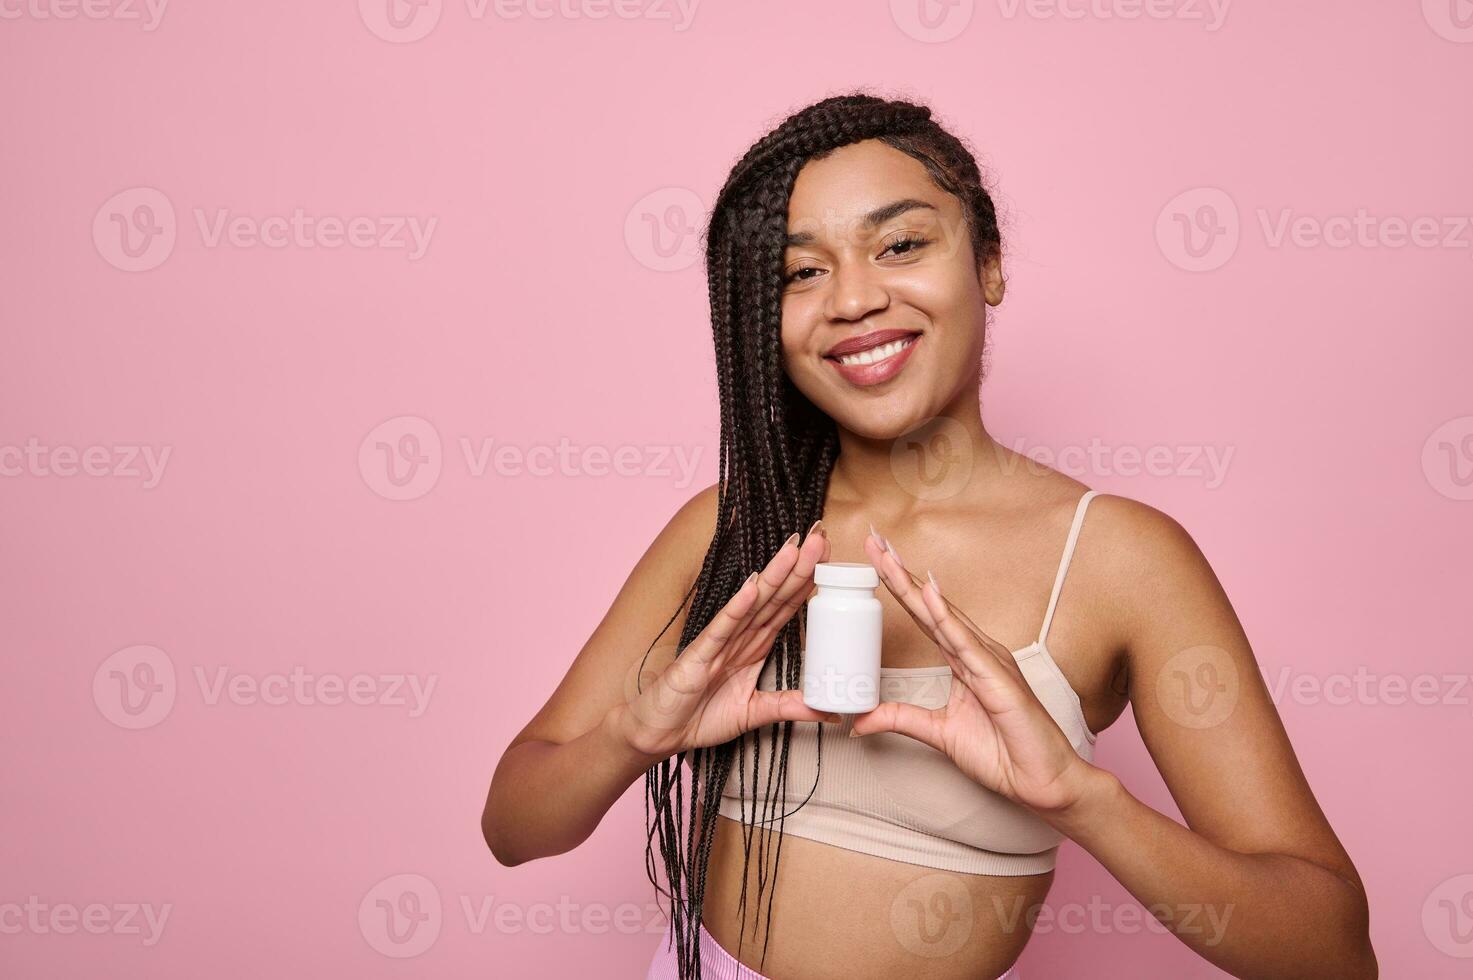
[{"x1": 836, "y1": 336, "x2": 915, "y2": 367}]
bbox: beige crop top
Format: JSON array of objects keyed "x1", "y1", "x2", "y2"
[{"x1": 717, "y1": 490, "x2": 1101, "y2": 876}]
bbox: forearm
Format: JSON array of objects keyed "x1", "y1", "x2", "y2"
[
  {"x1": 482, "y1": 709, "x2": 664, "y2": 866},
  {"x1": 1041, "y1": 768, "x2": 1375, "y2": 979}
]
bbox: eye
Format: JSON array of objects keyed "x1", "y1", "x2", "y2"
[
  {"x1": 881, "y1": 233, "x2": 932, "y2": 258},
  {"x1": 783, "y1": 233, "x2": 933, "y2": 286}
]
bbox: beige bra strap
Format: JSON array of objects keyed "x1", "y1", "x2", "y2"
[{"x1": 1037, "y1": 490, "x2": 1100, "y2": 646}]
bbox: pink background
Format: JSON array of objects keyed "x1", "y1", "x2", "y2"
[{"x1": 3, "y1": 1, "x2": 1471, "y2": 977}]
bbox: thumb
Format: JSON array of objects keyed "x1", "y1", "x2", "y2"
[
  {"x1": 850, "y1": 701, "x2": 946, "y2": 753},
  {"x1": 745, "y1": 689, "x2": 837, "y2": 731}
]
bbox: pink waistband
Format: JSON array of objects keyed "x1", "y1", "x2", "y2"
[{"x1": 645, "y1": 920, "x2": 1021, "y2": 979}]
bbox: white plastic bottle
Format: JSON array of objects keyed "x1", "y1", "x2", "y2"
[{"x1": 801, "y1": 562, "x2": 883, "y2": 713}]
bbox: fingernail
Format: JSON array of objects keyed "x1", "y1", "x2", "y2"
[
  {"x1": 807, "y1": 519, "x2": 826, "y2": 538},
  {"x1": 848, "y1": 728, "x2": 860, "y2": 738},
  {"x1": 885, "y1": 539, "x2": 902, "y2": 565},
  {"x1": 784, "y1": 532, "x2": 800, "y2": 549},
  {"x1": 868, "y1": 521, "x2": 885, "y2": 546},
  {"x1": 745, "y1": 571, "x2": 759, "y2": 588},
  {"x1": 927, "y1": 569, "x2": 940, "y2": 593}
]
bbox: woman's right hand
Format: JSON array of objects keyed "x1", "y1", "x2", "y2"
[{"x1": 608, "y1": 521, "x2": 835, "y2": 761}]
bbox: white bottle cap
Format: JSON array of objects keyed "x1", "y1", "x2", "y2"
[{"x1": 814, "y1": 562, "x2": 879, "y2": 588}]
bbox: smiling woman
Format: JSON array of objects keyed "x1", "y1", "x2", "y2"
[{"x1": 481, "y1": 91, "x2": 1377, "y2": 980}]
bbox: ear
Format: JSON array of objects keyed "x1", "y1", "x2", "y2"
[{"x1": 979, "y1": 250, "x2": 1005, "y2": 307}]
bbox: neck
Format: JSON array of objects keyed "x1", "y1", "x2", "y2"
[{"x1": 827, "y1": 373, "x2": 1006, "y2": 523}]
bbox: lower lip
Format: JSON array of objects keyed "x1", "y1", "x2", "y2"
[{"x1": 826, "y1": 335, "x2": 921, "y2": 387}]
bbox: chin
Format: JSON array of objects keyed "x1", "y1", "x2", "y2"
[{"x1": 826, "y1": 396, "x2": 934, "y2": 441}]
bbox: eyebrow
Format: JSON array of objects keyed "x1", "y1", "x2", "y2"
[{"x1": 784, "y1": 198, "x2": 938, "y2": 247}]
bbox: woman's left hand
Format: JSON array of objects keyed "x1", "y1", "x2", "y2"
[{"x1": 851, "y1": 529, "x2": 1100, "y2": 817}]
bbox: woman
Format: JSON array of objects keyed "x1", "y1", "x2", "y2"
[{"x1": 481, "y1": 92, "x2": 1376, "y2": 979}]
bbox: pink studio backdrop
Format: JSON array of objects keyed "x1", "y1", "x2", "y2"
[{"x1": 2, "y1": 2, "x2": 1470, "y2": 977}]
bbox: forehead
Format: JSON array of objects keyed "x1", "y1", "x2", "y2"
[{"x1": 786, "y1": 139, "x2": 950, "y2": 243}]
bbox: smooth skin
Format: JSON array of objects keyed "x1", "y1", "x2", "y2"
[{"x1": 483, "y1": 139, "x2": 1376, "y2": 979}]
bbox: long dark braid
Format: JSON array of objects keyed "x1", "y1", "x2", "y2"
[{"x1": 642, "y1": 90, "x2": 1005, "y2": 979}]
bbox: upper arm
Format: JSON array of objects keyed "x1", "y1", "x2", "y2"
[
  {"x1": 1103, "y1": 496, "x2": 1364, "y2": 891},
  {"x1": 505, "y1": 481, "x2": 722, "y2": 751}
]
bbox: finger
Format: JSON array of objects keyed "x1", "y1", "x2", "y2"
[
  {"x1": 687, "y1": 534, "x2": 805, "y2": 666},
  {"x1": 681, "y1": 570, "x2": 763, "y2": 667},
  {"x1": 862, "y1": 534, "x2": 958, "y2": 657},
  {"x1": 744, "y1": 688, "x2": 836, "y2": 731},
  {"x1": 863, "y1": 532, "x2": 994, "y2": 645},
  {"x1": 849, "y1": 700, "x2": 947, "y2": 753},
  {"x1": 745, "y1": 522, "x2": 828, "y2": 636},
  {"x1": 919, "y1": 573, "x2": 1018, "y2": 679},
  {"x1": 864, "y1": 533, "x2": 1018, "y2": 683}
]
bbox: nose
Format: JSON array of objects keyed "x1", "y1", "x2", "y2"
[{"x1": 822, "y1": 259, "x2": 890, "y2": 322}]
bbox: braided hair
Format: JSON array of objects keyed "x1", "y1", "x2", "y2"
[{"x1": 642, "y1": 89, "x2": 1004, "y2": 979}]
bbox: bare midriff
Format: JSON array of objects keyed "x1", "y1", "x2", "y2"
[{"x1": 698, "y1": 813, "x2": 1052, "y2": 980}]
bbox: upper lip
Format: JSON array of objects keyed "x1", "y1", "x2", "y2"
[{"x1": 823, "y1": 328, "x2": 921, "y2": 358}]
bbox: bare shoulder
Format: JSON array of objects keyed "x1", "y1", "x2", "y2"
[
  {"x1": 1081, "y1": 492, "x2": 1212, "y2": 581},
  {"x1": 1068, "y1": 490, "x2": 1233, "y2": 660}
]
